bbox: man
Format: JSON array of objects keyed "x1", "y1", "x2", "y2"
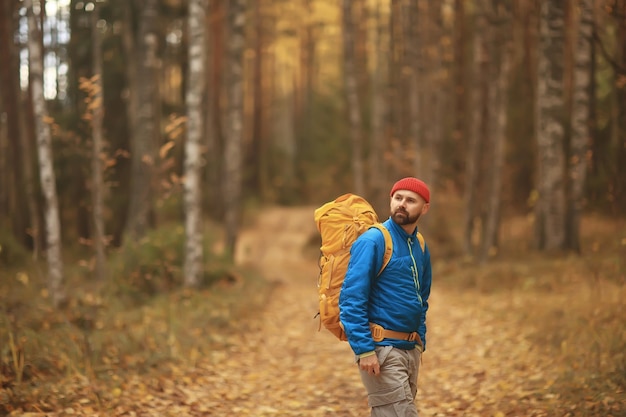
[{"x1": 339, "y1": 177, "x2": 432, "y2": 417}]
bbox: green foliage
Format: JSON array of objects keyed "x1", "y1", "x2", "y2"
[{"x1": 107, "y1": 222, "x2": 227, "y2": 301}]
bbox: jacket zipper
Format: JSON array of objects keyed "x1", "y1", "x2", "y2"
[{"x1": 407, "y1": 237, "x2": 423, "y2": 305}]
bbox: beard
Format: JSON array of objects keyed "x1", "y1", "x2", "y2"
[{"x1": 391, "y1": 209, "x2": 420, "y2": 225}]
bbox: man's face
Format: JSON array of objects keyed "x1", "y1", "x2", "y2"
[{"x1": 390, "y1": 190, "x2": 429, "y2": 226}]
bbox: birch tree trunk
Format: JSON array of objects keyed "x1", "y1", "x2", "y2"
[
  {"x1": 26, "y1": 0, "x2": 65, "y2": 306},
  {"x1": 91, "y1": 6, "x2": 106, "y2": 280},
  {"x1": 183, "y1": 0, "x2": 206, "y2": 287},
  {"x1": 223, "y1": 0, "x2": 246, "y2": 257},
  {"x1": 126, "y1": 0, "x2": 160, "y2": 240},
  {"x1": 535, "y1": 0, "x2": 566, "y2": 251},
  {"x1": 342, "y1": 0, "x2": 365, "y2": 196},
  {"x1": 566, "y1": 0, "x2": 593, "y2": 252}
]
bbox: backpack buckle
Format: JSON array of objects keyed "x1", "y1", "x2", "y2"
[
  {"x1": 406, "y1": 332, "x2": 419, "y2": 342},
  {"x1": 369, "y1": 323, "x2": 385, "y2": 342}
]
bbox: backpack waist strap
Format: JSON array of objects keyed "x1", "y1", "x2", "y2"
[{"x1": 369, "y1": 323, "x2": 423, "y2": 348}]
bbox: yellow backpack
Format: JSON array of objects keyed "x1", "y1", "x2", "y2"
[{"x1": 314, "y1": 193, "x2": 393, "y2": 341}]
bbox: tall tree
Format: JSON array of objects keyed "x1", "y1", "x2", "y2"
[
  {"x1": 183, "y1": 0, "x2": 207, "y2": 287},
  {"x1": 0, "y1": 0, "x2": 27, "y2": 245},
  {"x1": 480, "y1": 2, "x2": 513, "y2": 263},
  {"x1": 463, "y1": 2, "x2": 488, "y2": 257},
  {"x1": 408, "y1": 0, "x2": 422, "y2": 176},
  {"x1": 342, "y1": 0, "x2": 365, "y2": 196},
  {"x1": 368, "y1": 0, "x2": 388, "y2": 213},
  {"x1": 26, "y1": 0, "x2": 66, "y2": 306},
  {"x1": 90, "y1": 5, "x2": 107, "y2": 279},
  {"x1": 452, "y1": 0, "x2": 467, "y2": 158},
  {"x1": 223, "y1": 0, "x2": 246, "y2": 257},
  {"x1": 126, "y1": 0, "x2": 160, "y2": 240},
  {"x1": 250, "y1": 0, "x2": 267, "y2": 200},
  {"x1": 204, "y1": 0, "x2": 224, "y2": 219},
  {"x1": 614, "y1": 0, "x2": 626, "y2": 212},
  {"x1": 420, "y1": 1, "x2": 444, "y2": 193},
  {"x1": 535, "y1": 0, "x2": 566, "y2": 251},
  {"x1": 566, "y1": 0, "x2": 593, "y2": 252}
]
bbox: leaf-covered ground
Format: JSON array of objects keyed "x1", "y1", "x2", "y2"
[{"x1": 7, "y1": 207, "x2": 624, "y2": 416}]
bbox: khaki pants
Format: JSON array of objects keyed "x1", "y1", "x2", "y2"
[{"x1": 358, "y1": 345, "x2": 421, "y2": 417}]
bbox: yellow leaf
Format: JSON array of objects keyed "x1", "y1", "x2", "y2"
[
  {"x1": 159, "y1": 141, "x2": 175, "y2": 159},
  {"x1": 16, "y1": 272, "x2": 29, "y2": 285}
]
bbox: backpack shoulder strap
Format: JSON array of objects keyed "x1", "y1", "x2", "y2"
[
  {"x1": 417, "y1": 232, "x2": 425, "y2": 252},
  {"x1": 369, "y1": 223, "x2": 393, "y2": 276}
]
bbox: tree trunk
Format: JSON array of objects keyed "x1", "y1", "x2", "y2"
[
  {"x1": 408, "y1": 0, "x2": 422, "y2": 176},
  {"x1": 424, "y1": 1, "x2": 444, "y2": 198},
  {"x1": 91, "y1": 6, "x2": 107, "y2": 280},
  {"x1": 126, "y1": 0, "x2": 160, "y2": 241},
  {"x1": 463, "y1": 3, "x2": 487, "y2": 258},
  {"x1": 535, "y1": 0, "x2": 566, "y2": 251},
  {"x1": 26, "y1": 0, "x2": 66, "y2": 307},
  {"x1": 566, "y1": 0, "x2": 593, "y2": 252},
  {"x1": 205, "y1": 1, "x2": 224, "y2": 219},
  {"x1": 183, "y1": 0, "x2": 207, "y2": 287},
  {"x1": 480, "y1": 4, "x2": 513, "y2": 264},
  {"x1": 0, "y1": 0, "x2": 27, "y2": 246},
  {"x1": 223, "y1": 0, "x2": 246, "y2": 258},
  {"x1": 368, "y1": 0, "x2": 388, "y2": 214},
  {"x1": 251, "y1": 0, "x2": 266, "y2": 200},
  {"x1": 613, "y1": 1, "x2": 626, "y2": 214},
  {"x1": 388, "y1": 0, "x2": 402, "y2": 178},
  {"x1": 452, "y1": 0, "x2": 467, "y2": 155},
  {"x1": 342, "y1": 0, "x2": 365, "y2": 196}
]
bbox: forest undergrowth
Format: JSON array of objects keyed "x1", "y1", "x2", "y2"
[{"x1": 0, "y1": 207, "x2": 624, "y2": 416}]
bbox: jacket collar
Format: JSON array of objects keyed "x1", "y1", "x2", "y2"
[{"x1": 383, "y1": 217, "x2": 418, "y2": 240}]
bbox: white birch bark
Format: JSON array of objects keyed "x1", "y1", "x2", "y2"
[
  {"x1": 183, "y1": 0, "x2": 207, "y2": 287},
  {"x1": 26, "y1": 0, "x2": 65, "y2": 306}
]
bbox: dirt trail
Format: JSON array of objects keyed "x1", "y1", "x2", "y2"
[{"x1": 220, "y1": 206, "x2": 556, "y2": 417}]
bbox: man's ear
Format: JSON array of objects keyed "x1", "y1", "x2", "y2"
[{"x1": 421, "y1": 203, "x2": 430, "y2": 215}]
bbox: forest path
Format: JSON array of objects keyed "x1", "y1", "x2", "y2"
[{"x1": 188, "y1": 206, "x2": 556, "y2": 417}]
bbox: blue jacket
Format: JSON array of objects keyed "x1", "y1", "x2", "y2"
[{"x1": 339, "y1": 217, "x2": 432, "y2": 355}]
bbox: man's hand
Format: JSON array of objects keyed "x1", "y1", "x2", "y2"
[{"x1": 359, "y1": 353, "x2": 380, "y2": 376}]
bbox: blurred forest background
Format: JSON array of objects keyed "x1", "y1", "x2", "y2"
[
  {"x1": 1, "y1": 0, "x2": 625, "y2": 298},
  {"x1": 1, "y1": 0, "x2": 626, "y2": 415}
]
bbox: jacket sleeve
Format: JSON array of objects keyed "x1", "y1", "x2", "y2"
[
  {"x1": 418, "y1": 245, "x2": 432, "y2": 351},
  {"x1": 339, "y1": 233, "x2": 383, "y2": 356}
]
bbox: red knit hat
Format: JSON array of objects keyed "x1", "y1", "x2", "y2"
[{"x1": 390, "y1": 177, "x2": 430, "y2": 203}]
